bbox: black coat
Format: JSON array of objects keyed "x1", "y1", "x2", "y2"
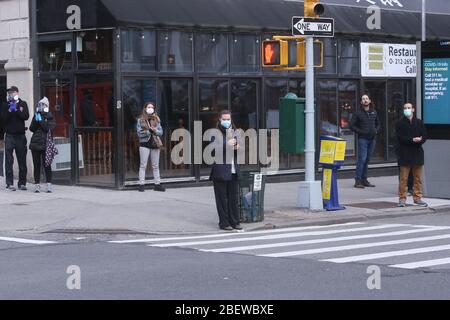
[
  {"x1": 0, "y1": 99, "x2": 29, "y2": 135},
  {"x1": 395, "y1": 116, "x2": 427, "y2": 166},
  {"x1": 349, "y1": 106, "x2": 380, "y2": 140},
  {"x1": 29, "y1": 112, "x2": 56, "y2": 152},
  {"x1": 209, "y1": 127, "x2": 241, "y2": 182}
]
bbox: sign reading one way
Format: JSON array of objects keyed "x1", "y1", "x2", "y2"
[{"x1": 292, "y1": 17, "x2": 334, "y2": 37}]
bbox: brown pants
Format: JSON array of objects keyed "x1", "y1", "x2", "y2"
[{"x1": 399, "y1": 165, "x2": 424, "y2": 201}]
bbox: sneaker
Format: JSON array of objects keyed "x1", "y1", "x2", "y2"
[
  {"x1": 354, "y1": 182, "x2": 365, "y2": 189},
  {"x1": 154, "y1": 184, "x2": 166, "y2": 192},
  {"x1": 407, "y1": 190, "x2": 413, "y2": 196},
  {"x1": 398, "y1": 200, "x2": 406, "y2": 207},
  {"x1": 18, "y1": 185, "x2": 27, "y2": 191},
  {"x1": 6, "y1": 185, "x2": 16, "y2": 192},
  {"x1": 362, "y1": 180, "x2": 376, "y2": 187},
  {"x1": 414, "y1": 200, "x2": 428, "y2": 207},
  {"x1": 232, "y1": 224, "x2": 243, "y2": 230},
  {"x1": 34, "y1": 184, "x2": 41, "y2": 193},
  {"x1": 47, "y1": 183, "x2": 53, "y2": 193},
  {"x1": 138, "y1": 185, "x2": 145, "y2": 192},
  {"x1": 220, "y1": 226, "x2": 234, "y2": 231}
]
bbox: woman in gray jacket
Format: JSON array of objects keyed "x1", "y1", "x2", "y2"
[{"x1": 136, "y1": 102, "x2": 165, "y2": 192}]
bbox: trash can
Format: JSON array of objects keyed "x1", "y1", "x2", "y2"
[{"x1": 238, "y1": 171, "x2": 266, "y2": 223}]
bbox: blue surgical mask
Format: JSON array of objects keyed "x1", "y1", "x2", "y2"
[
  {"x1": 404, "y1": 109, "x2": 413, "y2": 118},
  {"x1": 221, "y1": 120, "x2": 232, "y2": 129}
]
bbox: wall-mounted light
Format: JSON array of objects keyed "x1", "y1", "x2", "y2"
[
  {"x1": 211, "y1": 34, "x2": 216, "y2": 42},
  {"x1": 164, "y1": 33, "x2": 169, "y2": 41}
]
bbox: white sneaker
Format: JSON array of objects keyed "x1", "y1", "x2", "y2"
[
  {"x1": 34, "y1": 184, "x2": 41, "y2": 193},
  {"x1": 47, "y1": 183, "x2": 53, "y2": 193}
]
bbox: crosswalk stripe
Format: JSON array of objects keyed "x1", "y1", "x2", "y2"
[
  {"x1": 199, "y1": 226, "x2": 450, "y2": 253},
  {"x1": 259, "y1": 233, "x2": 450, "y2": 258},
  {"x1": 109, "y1": 222, "x2": 365, "y2": 244},
  {"x1": 324, "y1": 244, "x2": 450, "y2": 263},
  {"x1": 0, "y1": 237, "x2": 56, "y2": 245},
  {"x1": 390, "y1": 257, "x2": 450, "y2": 269},
  {"x1": 150, "y1": 224, "x2": 421, "y2": 248}
]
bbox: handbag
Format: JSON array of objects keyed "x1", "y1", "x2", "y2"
[
  {"x1": 44, "y1": 130, "x2": 59, "y2": 167},
  {"x1": 149, "y1": 134, "x2": 163, "y2": 149}
]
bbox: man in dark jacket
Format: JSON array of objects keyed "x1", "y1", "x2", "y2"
[
  {"x1": 396, "y1": 103, "x2": 428, "y2": 207},
  {"x1": 210, "y1": 110, "x2": 242, "y2": 231},
  {"x1": 349, "y1": 94, "x2": 380, "y2": 189},
  {"x1": 1, "y1": 86, "x2": 29, "y2": 191}
]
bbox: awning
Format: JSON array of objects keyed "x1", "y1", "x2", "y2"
[{"x1": 99, "y1": 0, "x2": 450, "y2": 39}]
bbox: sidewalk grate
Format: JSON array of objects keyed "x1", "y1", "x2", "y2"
[{"x1": 346, "y1": 201, "x2": 398, "y2": 209}]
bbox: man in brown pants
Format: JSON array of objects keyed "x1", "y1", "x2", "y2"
[{"x1": 395, "y1": 103, "x2": 428, "y2": 207}]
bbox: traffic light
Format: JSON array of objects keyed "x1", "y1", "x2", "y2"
[
  {"x1": 262, "y1": 40, "x2": 289, "y2": 67},
  {"x1": 304, "y1": 0, "x2": 325, "y2": 18}
]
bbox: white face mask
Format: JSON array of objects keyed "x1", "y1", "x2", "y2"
[
  {"x1": 43, "y1": 107, "x2": 49, "y2": 113},
  {"x1": 13, "y1": 95, "x2": 19, "y2": 101},
  {"x1": 146, "y1": 108, "x2": 155, "y2": 115}
]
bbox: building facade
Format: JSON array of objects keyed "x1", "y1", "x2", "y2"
[{"x1": 3, "y1": 0, "x2": 450, "y2": 188}]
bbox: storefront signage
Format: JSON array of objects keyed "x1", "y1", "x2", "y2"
[{"x1": 361, "y1": 43, "x2": 417, "y2": 77}]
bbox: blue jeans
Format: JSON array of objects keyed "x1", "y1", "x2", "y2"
[{"x1": 355, "y1": 138, "x2": 376, "y2": 182}]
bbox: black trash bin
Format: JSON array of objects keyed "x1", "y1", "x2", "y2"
[{"x1": 238, "y1": 171, "x2": 266, "y2": 223}]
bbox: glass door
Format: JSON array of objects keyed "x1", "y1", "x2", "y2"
[
  {"x1": 40, "y1": 78, "x2": 73, "y2": 184},
  {"x1": 75, "y1": 74, "x2": 115, "y2": 186}
]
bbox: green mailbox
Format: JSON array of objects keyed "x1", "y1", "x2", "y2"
[{"x1": 279, "y1": 93, "x2": 305, "y2": 153}]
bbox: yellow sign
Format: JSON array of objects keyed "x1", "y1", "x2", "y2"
[
  {"x1": 322, "y1": 169, "x2": 332, "y2": 200},
  {"x1": 335, "y1": 141, "x2": 347, "y2": 161},
  {"x1": 319, "y1": 140, "x2": 336, "y2": 165}
]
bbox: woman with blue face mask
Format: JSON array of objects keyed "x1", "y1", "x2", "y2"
[{"x1": 209, "y1": 110, "x2": 242, "y2": 231}]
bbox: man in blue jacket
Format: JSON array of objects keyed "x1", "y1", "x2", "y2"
[{"x1": 349, "y1": 94, "x2": 380, "y2": 189}]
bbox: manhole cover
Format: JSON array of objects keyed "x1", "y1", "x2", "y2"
[{"x1": 346, "y1": 201, "x2": 397, "y2": 209}]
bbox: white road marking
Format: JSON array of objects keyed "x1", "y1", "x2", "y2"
[
  {"x1": 259, "y1": 233, "x2": 450, "y2": 258},
  {"x1": 324, "y1": 243, "x2": 450, "y2": 263},
  {"x1": 109, "y1": 222, "x2": 365, "y2": 244},
  {"x1": 149, "y1": 224, "x2": 420, "y2": 248},
  {"x1": 390, "y1": 257, "x2": 450, "y2": 269},
  {"x1": 200, "y1": 226, "x2": 450, "y2": 253},
  {"x1": 0, "y1": 236, "x2": 56, "y2": 245}
]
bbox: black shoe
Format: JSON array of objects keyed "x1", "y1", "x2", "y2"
[
  {"x1": 232, "y1": 224, "x2": 243, "y2": 230},
  {"x1": 18, "y1": 185, "x2": 27, "y2": 191},
  {"x1": 6, "y1": 185, "x2": 16, "y2": 192},
  {"x1": 154, "y1": 184, "x2": 166, "y2": 192},
  {"x1": 354, "y1": 182, "x2": 365, "y2": 189},
  {"x1": 138, "y1": 185, "x2": 145, "y2": 192},
  {"x1": 220, "y1": 226, "x2": 234, "y2": 231},
  {"x1": 362, "y1": 180, "x2": 376, "y2": 188}
]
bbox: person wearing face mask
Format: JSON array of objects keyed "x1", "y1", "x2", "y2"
[
  {"x1": 136, "y1": 102, "x2": 165, "y2": 192},
  {"x1": 209, "y1": 110, "x2": 242, "y2": 231},
  {"x1": 1, "y1": 86, "x2": 29, "y2": 191},
  {"x1": 349, "y1": 94, "x2": 380, "y2": 189},
  {"x1": 396, "y1": 103, "x2": 428, "y2": 208},
  {"x1": 29, "y1": 97, "x2": 56, "y2": 193}
]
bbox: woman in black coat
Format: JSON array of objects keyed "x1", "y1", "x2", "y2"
[
  {"x1": 395, "y1": 103, "x2": 427, "y2": 207},
  {"x1": 29, "y1": 97, "x2": 56, "y2": 193},
  {"x1": 210, "y1": 110, "x2": 242, "y2": 231}
]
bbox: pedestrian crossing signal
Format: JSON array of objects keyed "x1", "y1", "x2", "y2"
[{"x1": 262, "y1": 40, "x2": 288, "y2": 67}]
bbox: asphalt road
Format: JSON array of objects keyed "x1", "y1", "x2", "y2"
[{"x1": 1, "y1": 212, "x2": 450, "y2": 300}]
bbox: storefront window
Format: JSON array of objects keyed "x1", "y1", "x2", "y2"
[
  {"x1": 338, "y1": 39, "x2": 359, "y2": 76},
  {"x1": 363, "y1": 81, "x2": 387, "y2": 161},
  {"x1": 158, "y1": 31, "x2": 193, "y2": 72},
  {"x1": 76, "y1": 30, "x2": 113, "y2": 71},
  {"x1": 121, "y1": 29, "x2": 156, "y2": 72},
  {"x1": 288, "y1": 80, "x2": 306, "y2": 169},
  {"x1": 318, "y1": 38, "x2": 337, "y2": 75},
  {"x1": 318, "y1": 80, "x2": 338, "y2": 137},
  {"x1": 39, "y1": 41, "x2": 72, "y2": 72},
  {"x1": 338, "y1": 80, "x2": 358, "y2": 164},
  {"x1": 195, "y1": 33, "x2": 228, "y2": 73},
  {"x1": 265, "y1": 79, "x2": 288, "y2": 170},
  {"x1": 230, "y1": 34, "x2": 260, "y2": 73}
]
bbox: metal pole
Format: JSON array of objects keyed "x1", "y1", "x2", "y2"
[
  {"x1": 422, "y1": 0, "x2": 426, "y2": 41},
  {"x1": 305, "y1": 36, "x2": 315, "y2": 182}
]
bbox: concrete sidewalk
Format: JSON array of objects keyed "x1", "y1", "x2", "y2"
[{"x1": 0, "y1": 176, "x2": 450, "y2": 235}]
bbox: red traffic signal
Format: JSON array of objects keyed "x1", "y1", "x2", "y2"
[{"x1": 262, "y1": 40, "x2": 288, "y2": 67}]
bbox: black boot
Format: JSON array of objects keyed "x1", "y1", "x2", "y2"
[{"x1": 154, "y1": 184, "x2": 166, "y2": 192}]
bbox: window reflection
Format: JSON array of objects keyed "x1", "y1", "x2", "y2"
[
  {"x1": 195, "y1": 33, "x2": 228, "y2": 73},
  {"x1": 158, "y1": 31, "x2": 193, "y2": 72},
  {"x1": 76, "y1": 30, "x2": 113, "y2": 71},
  {"x1": 121, "y1": 29, "x2": 156, "y2": 71},
  {"x1": 39, "y1": 41, "x2": 72, "y2": 72},
  {"x1": 230, "y1": 34, "x2": 260, "y2": 72}
]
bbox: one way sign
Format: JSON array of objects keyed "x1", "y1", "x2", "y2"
[{"x1": 292, "y1": 17, "x2": 334, "y2": 37}]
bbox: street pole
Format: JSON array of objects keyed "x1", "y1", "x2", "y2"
[
  {"x1": 298, "y1": 35, "x2": 323, "y2": 210},
  {"x1": 422, "y1": 0, "x2": 426, "y2": 41}
]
